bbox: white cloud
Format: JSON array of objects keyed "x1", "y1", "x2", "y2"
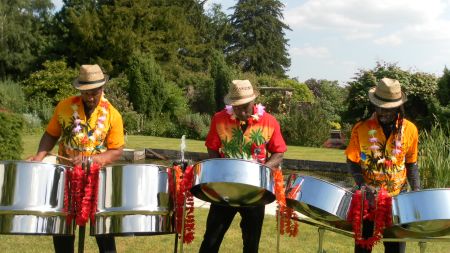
[
  {"x1": 290, "y1": 46, "x2": 330, "y2": 58},
  {"x1": 374, "y1": 35, "x2": 402, "y2": 46}
]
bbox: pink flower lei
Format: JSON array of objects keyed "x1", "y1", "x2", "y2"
[
  {"x1": 225, "y1": 103, "x2": 265, "y2": 123},
  {"x1": 71, "y1": 95, "x2": 109, "y2": 151}
]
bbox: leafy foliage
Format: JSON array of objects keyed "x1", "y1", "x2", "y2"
[
  {"x1": 21, "y1": 60, "x2": 78, "y2": 106},
  {"x1": 0, "y1": 0, "x2": 54, "y2": 80},
  {"x1": 227, "y1": 0, "x2": 291, "y2": 77},
  {"x1": 0, "y1": 112, "x2": 23, "y2": 160},
  {"x1": 0, "y1": 80, "x2": 27, "y2": 113},
  {"x1": 437, "y1": 67, "x2": 450, "y2": 107},
  {"x1": 210, "y1": 50, "x2": 233, "y2": 112}
]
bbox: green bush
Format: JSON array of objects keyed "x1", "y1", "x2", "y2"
[
  {"x1": 122, "y1": 111, "x2": 145, "y2": 135},
  {"x1": 22, "y1": 113, "x2": 44, "y2": 134},
  {"x1": 419, "y1": 123, "x2": 450, "y2": 188},
  {"x1": 0, "y1": 112, "x2": 24, "y2": 160},
  {"x1": 142, "y1": 116, "x2": 178, "y2": 138},
  {"x1": 0, "y1": 80, "x2": 27, "y2": 113},
  {"x1": 277, "y1": 103, "x2": 330, "y2": 147},
  {"x1": 177, "y1": 113, "x2": 211, "y2": 140}
]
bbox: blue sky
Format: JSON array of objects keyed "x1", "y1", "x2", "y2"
[{"x1": 52, "y1": 0, "x2": 450, "y2": 85}]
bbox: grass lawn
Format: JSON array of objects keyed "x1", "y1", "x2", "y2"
[
  {"x1": 0, "y1": 208, "x2": 447, "y2": 253},
  {"x1": 10, "y1": 134, "x2": 450, "y2": 252}
]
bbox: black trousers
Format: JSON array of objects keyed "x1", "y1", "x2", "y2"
[
  {"x1": 199, "y1": 204, "x2": 265, "y2": 253},
  {"x1": 355, "y1": 220, "x2": 405, "y2": 253},
  {"x1": 53, "y1": 235, "x2": 116, "y2": 253}
]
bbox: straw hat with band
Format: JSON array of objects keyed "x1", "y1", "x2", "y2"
[
  {"x1": 73, "y1": 64, "x2": 109, "y2": 91},
  {"x1": 224, "y1": 80, "x2": 259, "y2": 106},
  {"x1": 368, "y1": 77, "x2": 407, "y2": 109}
]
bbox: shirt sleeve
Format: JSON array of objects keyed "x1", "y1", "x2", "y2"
[
  {"x1": 266, "y1": 119, "x2": 287, "y2": 153},
  {"x1": 345, "y1": 122, "x2": 362, "y2": 163},
  {"x1": 46, "y1": 102, "x2": 63, "y2": 137},
  {"x1": 405, "y1": 122, "x2": 419, "y2": 164},
  {"x1": 205, "y1": 114, "x2": 221, "y2": 151},
  {"x1": 106, "y1": 108, "x2": 125, "y2": 149}
]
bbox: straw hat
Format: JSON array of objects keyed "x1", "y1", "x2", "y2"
[
  {"x1": 224, "y1": 80, "x2": 259, "y2": 106},
  {"x1": 73, "y1": 64, "x2": 108, "y2": 90},
  {"x1": 368, "y1": 77, "x2": 407, "y2": 108}
]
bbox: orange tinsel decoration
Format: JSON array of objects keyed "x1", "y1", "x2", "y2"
[{"x1": 273, "y1": 169, "x2": 299, "y2": 237}]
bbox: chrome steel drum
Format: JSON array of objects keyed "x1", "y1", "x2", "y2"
[
  {"x1": 385, "y1": 189, "x2": 450, "y2": 238},
  {"x1": 0, "y1": 160, "x2": 73, "y2": 235},
  {"x1": 190, "y1": 159, "x2": 275, "y2": 206},
  {"x1": 91, "y1": 164, "x2": 174, "y2": 236},
  {"x1": 286, "y1": 175, "x2": 353, "y2": 231}
]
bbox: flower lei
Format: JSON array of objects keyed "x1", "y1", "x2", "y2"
[
  {"x1": 273, "y1": 169, "x2": 299, "y2": 237},
  {"x1": 69, "y1": 162, "x2": 101, "y2": 226},
  {"x1": 367, "y1": 114, "x2": 403, "y2": 169},
  {"x1": 169, "y1": 164, "x2": 195, "y2": 244},
  {"x1": 70, "y1": 95, "x2": 109, "y2": 152},
  {"x1": 347, "y1": 188, "x2": 393, "y2": 250},
  {"x1": 225, "y1": 103, "x2": 265, "y2": 125}
]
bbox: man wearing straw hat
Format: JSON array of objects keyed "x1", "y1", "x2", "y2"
[
  {"x1": 199, "y1": 80, "x2": 287, "y2": 253},
  {"x1": 346, "y1": 77, "x2": 420, "y2": 253},
  {"x1": 29, "y1": 64, "x2": 124, "y2": 253}
]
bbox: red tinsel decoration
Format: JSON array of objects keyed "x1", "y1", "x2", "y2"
[
  {"x1": 273, "y1": 169, "x2": 299, "y2": 237},
  {"x1": 347, "y1": 188, "x2": 393, "y2": 250},
  {"x1": 70, "y1": 162, "x2": 101, "y2": 226},
  {"x1": 173, "y1": 165, "x2": 195, "y2": 244}
]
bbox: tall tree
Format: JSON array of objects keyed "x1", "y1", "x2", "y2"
[
  {"x1": 437, "y1": 67, "x2": 450, "y2": 107},
  {"x1": 210, "y1": 50, "x2": 233, "y2": 111},
  {"x1": 0, "y1": 0, "x2": 53, "y2": 80},
  {"x1": 226, "y1": 0, "x2": 291, "y2": 77}
]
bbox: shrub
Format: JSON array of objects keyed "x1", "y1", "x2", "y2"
[
  {"x1": 0, "y1": 112, "x2": 24, "y2": 160},
  {"x1": 419, "y1": 123, "x2": 450, "y2": 188},
  {"x1": 22, "y1": 113, "x2": 43, "y2": 134},
  {"x1": 122, "y1": 111, "x2": 145, "y2": 135},
  {"x1": 177, "y1": 113, "x2": 211, "y2": 140},
  {"x1": 277, "y1": 103, "x2": 330, "y2": 147},
  {"x1": 0, "y1": 80, "x2": 27, "y2": 113}
]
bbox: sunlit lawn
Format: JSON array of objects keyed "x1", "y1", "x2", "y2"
[{"x1": 11, "y1": 134, "x2": 450, "y2": 252}]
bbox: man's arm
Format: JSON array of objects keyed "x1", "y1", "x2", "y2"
[
  {"x1": 406, "y1": 162, "x2": 420, "y2": 191},
  {"x1": 265, "y1": 152, "x2": 284, "y2": 169},
  {"x1": 28, "y1": 132, "x2": 59, "y2": 161}
]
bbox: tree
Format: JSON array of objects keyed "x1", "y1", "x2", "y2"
[
  {"x1": 210, "y1": 50, "x2": 233, "y2": 111},
  {"x1": 0, "y1": 0, "x2": 53, "y2": 80},
  {"x1": 305, "y1": 78, "x2": 348, "y2": 127},
  {"x1": 437, "y1": 67, "x2": 450, "y2": 107},
  {"x1": 226, "y1": 0, "x2": 291, "y2": 77}
]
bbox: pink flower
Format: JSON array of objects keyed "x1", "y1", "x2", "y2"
[
  {"x1": 98, "y1": 116, "x2": 106, "y2": 122},
  {"x1": 225, "y1": 105, "x2": 233, "y2": 115},
  {"x1": 395, "y1": 140, "x2": 402, "y2": 148},
  {"x1": 73, "y1": 125, "x2": 82, "y2": 133},
  {"x1": 369, "y1": 144, "x2": 380, "y2": 151},
  {"x1": 369, "y1": 137, "x2": 378, "y2": 143},
  {"x1": 255, "y1": 103, "x2": 265, "y2": 116},
  {"x1": 391, "y1": 148, "x2": 401, "y2": 155},
  {"x1": 75, "y1": 119, "x2": 82, "y2": 124}
]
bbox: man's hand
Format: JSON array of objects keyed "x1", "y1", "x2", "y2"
[{"x1": 362, "y1": 184, "x2": 378, "y2": 208}]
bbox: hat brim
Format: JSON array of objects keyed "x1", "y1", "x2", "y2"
[
  {"x1": 224, "y1": 92, "x2": 258, "y2": 106},
  {"x1": 73, "y1": 75, "x2": 109, "y2": 91},
  {"x1": 368, "y1": 87, "x2": 407, "y2": 108}
]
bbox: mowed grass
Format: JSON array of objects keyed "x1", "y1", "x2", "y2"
[
  {"x1": 1, "y1": 208, "x2": 447, "y2": 253},
  {"x1": 9, "y1": 134, "x2": 450, "y2": 252},
  {"x1": 21, "y1": 134, "x2": 346, "y2": 163}
]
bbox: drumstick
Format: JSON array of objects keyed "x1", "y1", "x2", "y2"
[{"x1": 48, "y1": 152, "x2": 72, "y2": 162}]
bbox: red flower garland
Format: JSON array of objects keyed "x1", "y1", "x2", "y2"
[
  {"x1": 172, "y1": 165, "x2": 195, "y2": 244},
  {"x1": 347, "y1": 188, "x2": 393, "y2": 250},
  {"x1": 70, "y1": 162, "x2": 101, "y2": 226},
  {"x1": 273, "y1": 169, "x2": 299, "y2": 237}
]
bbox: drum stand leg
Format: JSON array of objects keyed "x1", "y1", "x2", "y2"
[
  {"x1": 317, "y1": 227, "x2": 326, "y2": 253},
  {"x1": 178, "y1": 195, "x2": 187, "y2": 253},
  {"x1": 418, "y1": 241, "x2": 427, "y2": 253},
  {"x1": 173, "y1": 233, "x2": 178, "y2": 253},
  {"x1": 276, "y1": 208, "x2": 280, "y2": 253}
]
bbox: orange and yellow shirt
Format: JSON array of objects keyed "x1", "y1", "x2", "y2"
[
  {"x1": 46, "y1": 95, "x2": 124, "y2": 159},
  {"x1": 345, "y1": 113, "x2": 418, "y2": 196},
  {"x1": 205, "y1": 107, "x2": 287, "y2": 164}
]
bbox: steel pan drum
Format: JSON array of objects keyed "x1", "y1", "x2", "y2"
[
  {"x1": 384, "y1": 189, "x2": 450, "y2": 238},
  {"x1": 0, "y1": 160, "x2": 73, "y2": 235},
  {"x1": 190, "y1": 159, "x2": 275, "y2": 206},
  {"x1": 286, "y1": 175, "x2": 353, "y2": 231},
  {"x1": 91, "y1": 164, "x2": 174, "y2": 236}
]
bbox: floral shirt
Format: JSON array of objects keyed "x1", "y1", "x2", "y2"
[
  {"x1": 205, "y1": 105, "x2": 287, "y2": 164},
  {"x1": 46, "y1": 95, "x2": 124, "y2": 159},
  {"x1": 345, "y1": 113, "x2": 418, "y2": 196}
]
